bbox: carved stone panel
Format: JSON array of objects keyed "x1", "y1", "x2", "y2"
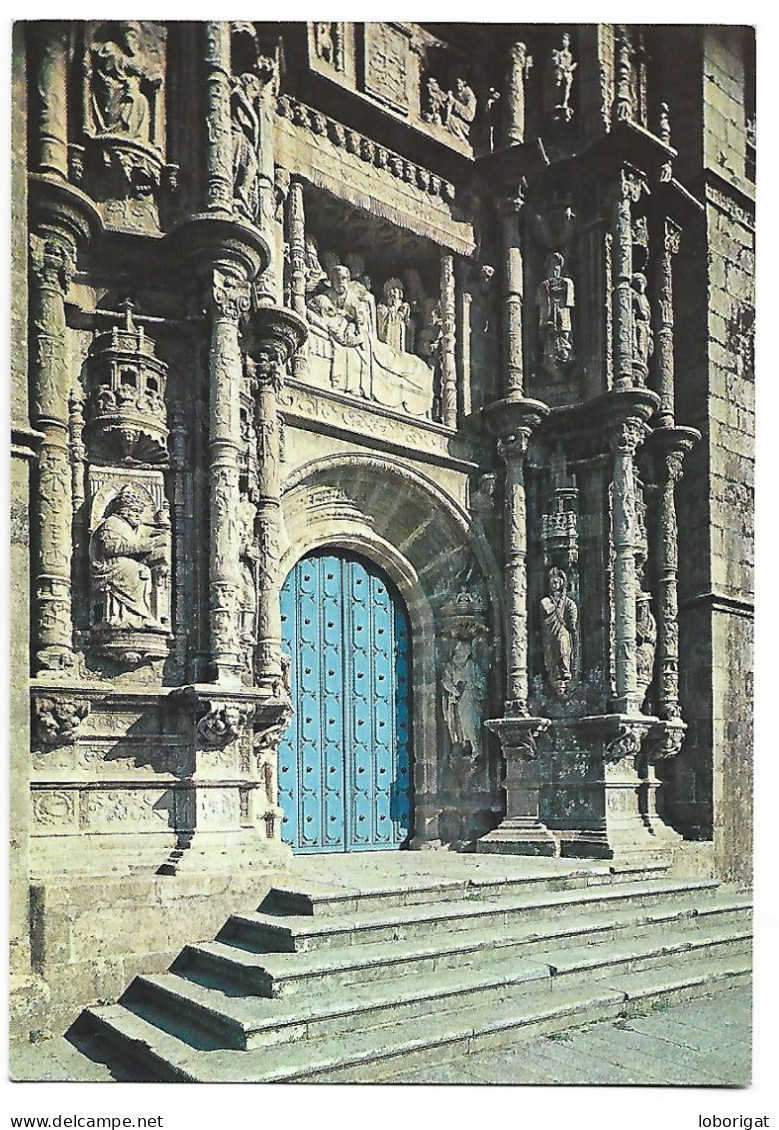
[
  {"x1": 363, "y1": 24, "x2": 411, "y2": 114},
  {"x1": 87, "y1": 466, "x2": 172, "y2": 665}
]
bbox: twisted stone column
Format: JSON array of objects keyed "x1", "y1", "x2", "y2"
[
  {"x1": 500, "y1": 195, "x2": 525, "y2": 396},
  {"x1": 500, "y1": 432, "x2": 531, "y2": 716},
  {"x1": 204, "y1": 22, "x2": 233, "y2": 214},
  {"x1": 244, "y1": 307, "x2": 307, "y2": 696},
  {"x1": 287, "y1": 179, "x2": 307, "y2": 319},
  {"x1": 29, "y1": 232, "x2": 76, "y2": 672},
  {"x1": 207, "y1": 266, "x2": 251, "y2": 683},
  {"x1": 653, "y1": 219, "x2": 682, "y2": 427},
  {"x1": 440, "y1": 253, "x2": 458, "y2": 428},
  {"x1": 653, "y1": 430, "x2": 699, "y2": 720},
  {"x1": 504, "y1": 42, "x2": 531, "y2": 146},
  {"x1": 611, "y1": 172, "x2": 637, "y2": 393},
  {"x1": 610, "y1": 417, "x2": 645, "y2": 713}
]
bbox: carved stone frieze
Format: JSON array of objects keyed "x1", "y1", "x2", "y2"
[
  {"x1": 276, "y1": 94, "x2": 456, "y2": 203},
  {"x1": 363, "y1": 24, "x2": 411, "y2": 114}
]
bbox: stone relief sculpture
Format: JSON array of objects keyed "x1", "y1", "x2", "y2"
[
  {"x1": 376, "y1": 278, "x2": 413, "y2": 352},
  {"x1": 540, "y1": 567, "x2": 579, "y2": 696},
  {"x1": 536, "y1": 252, "x2": 575, "y2": 376},
  {"x1": 422, "y1": 71, "x2": 477, "y2": 143},
  {"x1": 89, "y1": 484, "x2": 171, "y2": 662},
  {"x1": 547, "y1": 33, "x2": 577, "y2": 123},
  {"x1": 631, "y1": 272, "x2": 654, "y2": 377},
  {"x1": 90, "y1": 22, "x2": 162, "y2": 144},
  {"x1": 304, "y1": 257, "x2": 433, "y2": 416},
  {"x1": 313, "y1": 22, "x2": 345, "y2": 72},
  {"x1": 636, "y1": 587, "x2": 657, "y2": 707}
]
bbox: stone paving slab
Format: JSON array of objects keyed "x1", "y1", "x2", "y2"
[{"x1": 399, "y1": 984, "x2": 752, "y2": 1085}]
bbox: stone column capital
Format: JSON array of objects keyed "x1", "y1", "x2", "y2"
[
  {"x1": 609, "y1": 416, "x2": 646, "y2": 457},
  {"x1": 210, "y1": 266, "x2": 252, "y2": 322},
  {"x1": 29, "y1": 231, "x2": 74, "y2": 293}
]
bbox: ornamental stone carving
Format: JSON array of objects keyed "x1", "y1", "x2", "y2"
[
  {"x1": 540, "y1": 567, "x2": 579, "y2": 697},
  {"x1": 85, "y1": 301, "x2": 168, "y2": 463},
  {"x1": 33, "y1": 696, "x2": 90, "y2": 747},
  {"x1": 196, "y1": 702, "x2": 254, "y2": 748},
  {"x1": 376, "y1": 279, "x2": 413, "y2": 353},
  {"x1": 422, "y1": 72, "x2": 477, "y2": 144},
  {"x1": 635, "y1": 587, "x2": 657, "y2": 708},
  {"x1": 537, "y1": 252, "x2": 575, "y2": 377}
]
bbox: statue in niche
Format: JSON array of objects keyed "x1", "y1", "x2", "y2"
[
  {"x1": 416, "y1": 298, "x2": 443, "y2": 363},
  {"x1": 90, "y1": 22, "x2": 161, "y2": 144},
  {"x1": 547, "y1": 33, "x2": 577, "y2": 122},
  {"x1": 89, "y1": 485, "x2": 169, "y2": 631},
  {"x1": 441, "y1": 632, "x2": 487, "y2": 766},
  {"x1": 636, "y1": 589, "x2": 657, "y2": 707},
  {"x1": 377, "y1": 278, "x2": 413, "y2": 353},
  {"x1": 536, "y1": 252, "x2": 575, "y2": 376},
  {"x1": 230, "y1": 72, "x2": 261, "y2": 222},
  {"x1": 631, "y1": 272, "x2": 654, "y2": 375},
  {"x1": 540, "y1": 567, "x2": 579, "y2": 696}
]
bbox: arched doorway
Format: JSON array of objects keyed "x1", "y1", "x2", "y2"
[{"x1": 278, "y1": 550, "x2": 413, "y2": 853}]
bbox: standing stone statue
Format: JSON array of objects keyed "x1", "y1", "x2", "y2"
[
  {"x1": 90, "y1": 22, "x2": 161, "y2": 143},
  {"x1": 536, "y1": 252, "x2": 575, "y2": 376},
  {"x1": 631, "y1": 272, "x2": 654, "y2": 375},
  {"x1": 230, "y1": 72, "x2": 261, "y2": 222},
  {"x1": 548, "y1": 33, "x2": 577, "y2": 122},
  {"x1": 441, "y1": 634, "x2": 486, "y2": 765},
  {"x1": 89, "y1": 485, "x2": 168, "y2": 630},
  {"x1": 377, "y1": 278, "x2": 412, "y2": 352},
  {"x1": 540, "y1": 566, "x2": 579, "y2": 695},
  {"x1": 446, "y1": 74, "x2": 477, "y2": 143}
]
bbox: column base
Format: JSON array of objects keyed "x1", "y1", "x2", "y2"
[{"x1": 475, "y1": 817, "x2": 559, "y2": 856}]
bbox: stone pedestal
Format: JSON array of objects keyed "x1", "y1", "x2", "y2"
[
  {"x1": 477, "y1": 717, "x2": 557, "y2": 855},
  {"x1": 544, "y1": 714, "x2": 681, "y2": 862}
]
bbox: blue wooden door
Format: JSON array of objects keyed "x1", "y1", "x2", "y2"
[{"x1": 278, "y1": 551, "x2": 412, "y2": 853}]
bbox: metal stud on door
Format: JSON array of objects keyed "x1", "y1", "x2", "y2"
[{"x1": 278, "y1": 551, "x2": 412, "y2": 852}]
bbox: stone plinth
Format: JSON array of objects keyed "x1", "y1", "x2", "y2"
[
  {"x1": 541, "y1": 714, "x2": 682, "y2": 862},
  {"x1": 477, "y1": 716, "x2": 557, "y2": 855}
]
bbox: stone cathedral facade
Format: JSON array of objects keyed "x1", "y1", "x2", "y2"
[{"x1": 10, "y1": 22, "x2": 754, "y2": 1040}]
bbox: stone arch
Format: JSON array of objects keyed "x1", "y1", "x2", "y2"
[{"x1": 281, "y1": 452, "x2": 504, "y2": 845}]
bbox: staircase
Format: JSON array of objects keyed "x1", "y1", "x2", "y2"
[{"x1": 70, "y1": 857, "x2": 751, "y2": 1083}]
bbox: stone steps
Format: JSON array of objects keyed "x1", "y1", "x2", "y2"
[
  {"x1": 80, "y1": 955, "x2": 751, "y2": 1083},
  {"x1": 70, "y1": 863, "x2": 752, "y2": 1083},
  {"x1": 219, "y1": 877, "x2": 720, "y2": 955},
  {"x1": 121, "y1": 910, "x2": 749, "y2": 1052},
  {"x1": 263, "y1": 860, "x2": 671, "y2": 918},
  {"x1": 173, "y1": 891, "x2": 746, "y2": 1001}
]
